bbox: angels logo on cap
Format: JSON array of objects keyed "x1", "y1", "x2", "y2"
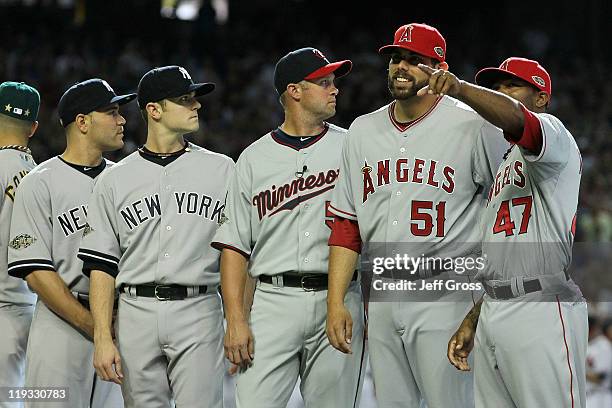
[
  {"x1": 474, "y1": 57, "x2": 552, "y2": 95},
  {"x1": 379, "y1": 23, "x2": 447, "y2": 62},
  {"x1": 398, "y1": 25, "x2": 414, "y2": 43}
]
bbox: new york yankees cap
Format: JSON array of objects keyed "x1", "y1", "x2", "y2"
[
  {"x1": 475, "y1": 57, "x2": 552, "y2": 95},
  {"x1": 58, "y1": 79, "x2": 137, "y2": 127},
  {"x1": 379, "y1": 23, "x2": 446, "y2": 62},
  {"x1": 137, "y1": 65, "x2": 216, "y2": 108},
  {"x1": 0, "y1": 81, "x2": 40, "y2": 122},
  {"x1": 274, "y1": 47, "x2": 352, "y2": 95}
]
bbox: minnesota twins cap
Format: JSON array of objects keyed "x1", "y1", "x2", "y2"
[
  {"x1": 273, "y1": 47, "x2": 352, "y2": 95},
  {"x1": 137, "y1": 65, "x2": 215, "y2": 108},
  {"x1": 475, "y1": 57, "x2": 552, "y2": 95},
  {"x1": 58, "y1": 79, "x2": 136, "y2": 127},
  {"x1": 379, "y1": 23, "x2": 446, "y2": 62},
  {"x1": 0, "y1": 81, "x2": 41, "y2": 122}
]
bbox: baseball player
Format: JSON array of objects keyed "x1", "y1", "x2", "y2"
[
  {"x1": 211, "y1": 48, "x2": 365, "y2": 408},
  {"x1": 586, "y1": 316, "x2": 612, "y2": 408},
  {"x1": 7, "y1": 78, "x2": 133, "y2": 407},
  {"x1": 325, "y1": 23, "x2": 509, "y2": 408},
  {"x1": 78, "y1": 65, "x2": 233, "y2": 408},
  {"x1": 442, "y1": 57, "x2": 588, "y2": 407},
  {"x1": 0, "y1": 82, "x2": 39, "y2": 408}
]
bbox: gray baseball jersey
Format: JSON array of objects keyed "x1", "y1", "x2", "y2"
[
  {"x1": 211, "y1": 124, "x2": 365, "y2": 408},
  {"x1": 78, "y1": 142, "x2": 233, "y2": 408},
  {"x1": 1, "y1": 146, "x2": 36, "y2": 306},
  {"x1": 472, "y1": 112, "x2": 588, "y2": 408},
  {"x1": 212, "y1": 124, "x2": 346, "y2": 276},
  {"x1": 478, "y1": 112, "x2": 582, "y2": 282},
  {"x1": 8, "y1": 156, "x2": 111, "y2": 293},
  {"x1": 330, "y1": 97, "x2": 507, "y2": 249},
  {"x1": 330, "y1": 97, "x2": 508, "y2": 408},
  {"x1": 0, "y1": 145, "x2": 36, "y2": 404},
  {"x1": 6, "y1": 155, "x2": 122, "y2": 407},
  {"x1": 78, "y1": 143, "x2": 233, "y2": 286}
]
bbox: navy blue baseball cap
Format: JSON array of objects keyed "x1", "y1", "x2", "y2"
[
  {"x1": 137, "y1": 65, "x2": 215, "y2": 108},
  {"x1": 274, "y1": 48, "x2": 352, "y2": 95},
  {"x1": 58, "y1": 79, "x2": 136, "y2": 127}
]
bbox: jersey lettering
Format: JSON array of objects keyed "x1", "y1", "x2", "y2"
[
  {"x1": 211, "y1": 200, "x2": 225, "y2": 223},
  {"x1": 489, "y1": 160, "x2": 527, "y2": 202},
  {"x1": 175, "y1": 191, "x2": 224, "y2": 222},
  {"x1": 502, "y1": 165, "x2": 511, "y2": 189},
  {"x1": 252, "y1": 169, "x2": 339, "y2": 220},
  {"x1": 492, "y1": 195, "x2": 533, "y2": 236},
  {"x1": 119, "y1": 191, "x2": 223, "y2": 231},
  {"x1": 513, "y1": 161, "x2": 526, "y2": 187},
  {"x1": 377, "y1": 159, "x2": 390, "y2": 186},
  {"x1": 410, "y1": 200, "x2": 446, "y2": 237},
  {"x1": 362, "y1": 158, "x2": 456, "y2": 203},
  {"x1": 57, "y1": 205, "x2": 88, "y2": 237},
  {"x1": 120, "y1": 194, "x2": 162, "y2": 230},
  {"x1": 426, "y1": 160, "x2": 439, "y2": 187},
  {"x1": 362, "y1": 162, "x2": 375, "y2": 203},
  {"x1": 442, "y1": 167, "x2": 455, "y2": 193},
  {"x1": 4, "y1": 169, "x2": 29, "y2": 201},
  {"x1": 491, "y1": 200, "x2": 515, "y2": 236},
  {"x1": 412, "y1": 158, "x2": 425, "y2": 183},
  {"x1": 396, "y1": 159, "x2": 409, "y2": 182}
]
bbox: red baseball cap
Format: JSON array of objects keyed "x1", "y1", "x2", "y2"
[
  {"x1": 379, "y1": 23, "x2": 446, "y2": 62},
  {"x1": 475, "y1": 57, "x2": 552, "y2": 95}
]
